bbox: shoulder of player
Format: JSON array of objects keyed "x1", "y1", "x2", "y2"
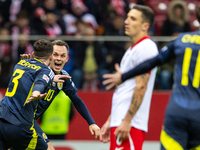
[
  {"x1": 136, "y1": 39, "x2": 158, "y2": 54},
  {"x1": 38, "y1": 66, "x2": 54, "y2": 80},
  {"x1": 60, "y1": 69, "x2": 70, "y2": 76},
  {"x1": 59, "y1": 70, "x2": 72, "y2": 84}
]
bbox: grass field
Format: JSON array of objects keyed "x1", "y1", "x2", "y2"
[{"x1": 51, "y1": 140, "x2": 160, "y2": 150}]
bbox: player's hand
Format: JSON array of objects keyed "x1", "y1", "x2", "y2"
[
  {"x1": 53, "y1": 75, "x2": 71, "y2": 83},
  {"x1": 102, "y1": 63, "x2": 123, "y2": 90},
  {"x1": 114, "y1": 120, "x2": 131, "y2": 143},
  {"x1": 26, "y1": 91, "x2": 47, "y2": 104},
  {"x1": 20, "y1": 54, "x2": 31, "y2": 60},
  {"x1": 100, "y1": 120, "x2": 111, "y2": 143},
  {"x1": 89, "y1": 124, "x2": 100, "y2": 139}
]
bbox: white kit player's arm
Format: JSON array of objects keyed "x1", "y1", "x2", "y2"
[
  {"x1": 100, "y1": 115, "x2": 111, "y2": 143},
  {"x1": 114, "y1": 73, "x2": 150, "y2": 142}
]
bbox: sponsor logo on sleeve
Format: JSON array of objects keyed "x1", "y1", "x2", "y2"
[
  {"x1": 43, "y1": 74, "x2": 49, "y2": 83},
  {"x1": 161, "y1": 46, "x2": 167, "y2": 52}
]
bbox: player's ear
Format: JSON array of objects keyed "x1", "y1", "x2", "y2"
[
  {"x1": 66, "y1": 55, "x2": 69, "y2": 63},
  {"x1": 50, "y1": 54, "x2": 52, "y2": 61},
  {"x1": 32, "y1": 52, "x2": 35, "y2": 58},
  {"x1": 142, "y1": 22, "x2": 150, "y2": 32}
]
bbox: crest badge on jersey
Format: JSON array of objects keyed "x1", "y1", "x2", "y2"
[
  {"x1": 52, "y1": 82, "x2": 56, "y2": 87},
  {"x1": 57, "y1": 82, "x2": 63, "y2": 90},
  {"x1": 42, "y1": 133, "x2": 48, "y2": 140}
]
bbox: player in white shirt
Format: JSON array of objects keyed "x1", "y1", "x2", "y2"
[{"x1": 100, "y1": 5, "x2": 158, "y2": 150}]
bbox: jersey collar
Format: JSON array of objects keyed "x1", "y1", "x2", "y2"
[
  {"x1": 34, "y1": 58, "x2": 43, "y2": 63},
  {"x1": 131, "y1": 36, "x2": 150, "y2": 49}
]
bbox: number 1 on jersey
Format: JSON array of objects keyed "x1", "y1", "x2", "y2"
[{"x1": 182, "y1": 48, "x2": 200, "y2": 88}]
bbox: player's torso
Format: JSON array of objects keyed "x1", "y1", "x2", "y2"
[
  {"x1": 111, "y1": 38, "x2": 158, "y2": 130},
  {"x1": 113, "y1": 39, "x2": 158, "y2": 102},
  {"x1": 35, "y1": 70, "x2": 77, "y2": 120},
  {"x1": 35, "y1": 81, "x2": 61, "y2": 120},
  {"x1": 171, "y1": 31, "x2": 200, "y2": 109},
  {"x1": 1, "y1": 59, "x2": 51, "y2": 125}
]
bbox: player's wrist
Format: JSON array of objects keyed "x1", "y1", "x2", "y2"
[{"x1": 122, "y1": 117, "x2": 131, "y2": 123}]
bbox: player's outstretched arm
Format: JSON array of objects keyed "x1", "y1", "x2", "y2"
[
  {"x1": 26, "y1": 91, "x2": 47, "y2": 104},
  {"x1": 89, "y1": 124, "x2": 100, "y2": 139},
  {"x1": 47, "y1": 142, "x2": 55, "y2": 150},
  {"x1": 53, "y1": 74, "x2": 71, "y2": 83},
  {"x1": 102, "y1": 64, "x2": 123, "y2": 90}
]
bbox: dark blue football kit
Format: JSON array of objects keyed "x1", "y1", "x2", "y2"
[
  {"x1": 0, "y1": 58, "x2": 54, "y2": 150},
  {"x1": 34, "y1": 69, "x2": 96, "y2": 144}
]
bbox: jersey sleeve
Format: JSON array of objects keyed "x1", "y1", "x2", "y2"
[
  {"x1": 62, "y1": 70, "x2": 78, "y2": 95},
  {"x1": 61, "y1": 71, "x2": 95, "y2": 125},
  {"x1": 122, "y1": 40, "x2": 176, "y2": 81},
  {"x1": 32, "y1": 68, "x2": 54, "y2": 93},
  {"x1": 63, "y1": 81, "x2": 96, "y2": 125}
]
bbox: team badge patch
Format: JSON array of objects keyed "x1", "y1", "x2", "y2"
[
  {"x1": 42, "y1": 133, "x2": 48, "y2": 140},
  {"x1": 57, "y1": 82, "x2": 63, "y2": 90},
  {"x1": 52, "y1": 82, "x2": 56, "y2": 87},
  {"x1": 42, "y1": 74, "x2": 49, "y2": 83}
]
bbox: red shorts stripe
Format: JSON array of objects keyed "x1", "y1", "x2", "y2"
[{"x1": 110, "y1": 127, "x2": 145, "y2": 150}]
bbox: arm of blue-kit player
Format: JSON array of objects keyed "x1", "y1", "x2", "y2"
[
  {"x1": 53, "y1": 74, "x2": 71, "y2": 83},
  {"x1": 121, "y1": 40, "x2": 175, "y2": 81},
  {"x1": 102, "y1": 40, "x2": 176, "y2": 90}
]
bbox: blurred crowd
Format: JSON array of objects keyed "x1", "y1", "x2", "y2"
[{"x1": 0, "y1": 0, "x2": 199, "y2": 90}]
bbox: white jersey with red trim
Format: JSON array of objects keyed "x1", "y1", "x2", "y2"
[{"x1": 110, "y1": 37, "x2": 158, "y2": 132}]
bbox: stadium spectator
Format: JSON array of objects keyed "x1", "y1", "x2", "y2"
[
  {"x1": 71, "y1": 26, "x2": 109, "y2": 90},
  {"x1": 103, "y1": 14, "x2": 126, "y2": 73},
  {"x1": 63, "y1": 0, "x2": 99, "y2": 35},
  {"x1": 0, "y1": 0, "x2": 33, "y2": 25},
  {"x1": 31, "y1": 12, "x2": 65, "y2": 37},
  {"x1": 10, "y1": 10, "x2": 31, "y2": 64},
  {"x1": 15, "y1": 33, "x2": 33, "y2": 62},
  {"x1": 161, "y1": 0, "x2": 191, "y2": 37},
  {"x1": 0, "y1": 28, "x2": 12, "y2": 88},
  {"x1": 110, "y1": 0, "x2": 129, "y2": 16},
  {"x1": 31, "y1": 0, "x2": 65, "y2": 36}
]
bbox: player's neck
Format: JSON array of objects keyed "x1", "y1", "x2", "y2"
[
  {"x1": 39, "y1": 59, "x2": 50, "y2": 66},
  {"x1": 131, "y1": 32, "x2": 149, "y2": 45}
]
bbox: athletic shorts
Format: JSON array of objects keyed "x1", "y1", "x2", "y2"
[
  {"x1": 110, "y1": 127, "x2": 145, "y2": 150},
  {"x1": 160, "y1": 114, "x2": 200, "y2": 150},
  {"x1": 0, "y1": 118, "x2": 48, "y2": 150},
  {"x1": 34, "y1": 120, "x2": 50, "y2": 143}
]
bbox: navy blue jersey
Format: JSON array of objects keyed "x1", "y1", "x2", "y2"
[
  {"x1": 35, "y1": 70, "x2": 77, "y2": 120},
  {"x1": 0, "y1": 58, "x2": 54, "y2": 126},
  {"x1": 35, "y1": 69, "x2": 95, "y2": 125},
  {"x1": 159, "y1": 31, "x2": 200, "y2": 110}
]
